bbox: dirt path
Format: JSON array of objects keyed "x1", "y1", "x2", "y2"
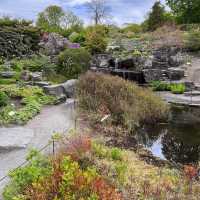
[{"x1": 0, "y1": 101, "x2": 75, "y2": 198}]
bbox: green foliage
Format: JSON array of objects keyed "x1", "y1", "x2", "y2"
[
  {"x1": 146, "y1": 1, "x2": 167, "y2": 31},
  {"x1": 0, "y1": 91, "x2": 9, "y2": 107},
  {"x1": 151, "y1": 81, "x2": 171, "y2": 91},
  {"x1": 184, "y1": 29, "x2": 200, "y2": 51},
  {"x1": 69, "y1": 32, "x2": 86, "y2": 45},
  {"x1": 0, "y1": 17, "x2": 32, "y2": 27},
  {"x1": 16, "y1": 55, "x2": 50, "y2": 72},
  {"x1": 110, "y1": 148, "x2": 122, "y2": 161},
  {"x1": 3, "y1": 150, "x2": 51, "y2": 200},
  {"x1": 166, "y1": 0, "x2": 200, "y2": 24},
  {"x1": 122, "y1": 23, "x2": 142, "y2": 34},
  {"x1": 0, "y1": 19, "x2": 40, "y2": 58},
  {"x1": 58, "y1": 48, "x2": 91, "y2": 79},
  {"x1": 170, "y1": 83, "x2": 185, "y2": 94},
  {"x1": 0, "y1": 78, "x2": 17, "y2": 85},
  {"x1": 85, "y1": 25, "x2": 108, "y2": 54},
  {"x1": 0, "y1": 85, "x2": 55, "y2": 125},
  {"x1": 77, "y1": 72, "x2": 169, "y2": 132},
  {"x1": 36, "y1": 5, "x2": 83, "y2": 34},
  {"x1": 151, "y1": 81, "x2": 186, "y2": 94}
]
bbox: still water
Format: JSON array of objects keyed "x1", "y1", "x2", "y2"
[{"x1": 136, "y1": 105, "x2": 200, "y2": 164}]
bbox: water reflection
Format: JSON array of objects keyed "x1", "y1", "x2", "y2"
[{"x1": 136, "y1": 106, "x2": 200, "y2": 164}]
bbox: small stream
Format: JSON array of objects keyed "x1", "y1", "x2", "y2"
[{"x1": 136, "y1": 105, "x2": 200, "y2": 164}]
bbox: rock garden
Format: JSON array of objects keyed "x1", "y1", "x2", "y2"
[{"x1": 1, "y1": 1, "x2": 200, "y2": 199}]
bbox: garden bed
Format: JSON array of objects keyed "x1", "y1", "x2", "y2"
[{"x1": 0, "y1": 85, "x2": 55, "y2": 125}]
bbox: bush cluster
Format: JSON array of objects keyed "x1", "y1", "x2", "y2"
[
  {"x1": 58, "y1": 48, "x2": 91, "y2": 79},
  {"x1": 151, "y1": 81, "x2": 186, "y2": 94},
  {"x1": 0, "y1": 23, "x2": 40, "y2": 58},
  {"x1": 0, "y1": 91, "x2": 9, "y2": 107},
  {"x1": 77, "y1": 72, "x2": 169, "y2": 132},
  {"x1": 0, "y1": 85, "x2": 55, "y2": 125}
]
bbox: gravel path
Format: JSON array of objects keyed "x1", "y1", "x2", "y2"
[{"x1": 0, "y1": 101, "x2": 75, "y2": 198}]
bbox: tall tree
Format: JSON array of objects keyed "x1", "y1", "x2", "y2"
[
  {"x1": 147, "y1": 1, "x2": 166, "y2": 31},
  {"x1": 166, "y1": 0, "x2": 200, "y2": 24},
  {"x1": 36, "y1": 5, "x2": 83, "y2": 33},
  {"x1": 87, "y1": 0, "x2": 110, "y2": 25},
  {"x1": 37, "y1": 5, "x2": 65, "y2": 32}
]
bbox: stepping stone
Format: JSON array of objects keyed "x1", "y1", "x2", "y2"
[{"x1": 0, "y1": 128, "x2": 34, "y2": 151}]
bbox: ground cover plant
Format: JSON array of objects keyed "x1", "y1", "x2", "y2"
[
  {"x1": 0, "y1": 85, "x2": 55, "y2": 125},
  {"x1": 151, "y1": 81, "x2": 186, "y2": 94},
  {"x1": 77, "y1": 72, "x2": 169, "y2": 133},
  {"x1": 4, "y1": 134, "x2": 200, "y2": 200}
]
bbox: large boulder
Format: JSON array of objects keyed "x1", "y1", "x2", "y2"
[
  {"x1": 62, "y1": 79, "x2": 78, "y2": 98},
  {"x1": 0, "y1": 128, "x2": 34, "y2": 151},
  {"x1": 39, "y1": 33, "x2": 70, "y2": 55}
]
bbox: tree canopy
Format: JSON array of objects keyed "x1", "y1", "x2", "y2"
[
  {"x1": 36, "y1": 5, "x2": 83, "y2": 34},
  {"x1": 166, "y1": 0, "x2": 200, "y2": 24}
]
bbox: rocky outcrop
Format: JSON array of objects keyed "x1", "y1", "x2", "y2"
[
  {"x1": 62, "y1": 79, "x2": 78, "y2": 98},
  {"x1": 39, "y1": 33, "x2": 80, "y2": 56},
  {"x1": 0, "y1": 128, "x2": 34, "y2": 151},
  {"x1": 43, "y1": 79, "x2": 78, "y2": 99},
  {"x1": 39, "y1": 33, "x2": 70, "y2": 55}
]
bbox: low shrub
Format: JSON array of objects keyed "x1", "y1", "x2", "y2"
[
  {"x1": 85, "y1": 25, "x2": 108, "y2": 54},
  {"x1": 0, "y1": 85, "x2": 55, "y2": 125},
  {"x1": 0, "y1": 91, "x2": 9, "y2": 107},
  {"x1": 16, "y1": 55, "x2": 50, "y2": 72},
  {"x1": 77, "y1": 72, "x2": 169, "y2": 132},
  {"x1": 184, "y1": 29, "x2": 200, "y2": 51},
  {"x1": 4, "y1": 136, "x2": 122, "y2": 200},
  {"x1": 3, "y1": 150, "x2": 52, "y2": 200},
  {"x1": 151, "y1": 81, "x2": 171, "y2": 91},
  {"x1": 69, "y1": 32, "x2": 86, "y2": 45},
  {"x1": 151, "y1": 81, "x2": 186, "y2": 94},
  {"x1": 58, "y1": 48, "x2": 91, "y2": 79},
  {"x1": 170, "y1": 83, "x2": 185, "y2": 94}
]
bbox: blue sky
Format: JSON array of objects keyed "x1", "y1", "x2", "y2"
[{"x1": 0, "y1": 0, "x2": 166, "y2": 26}]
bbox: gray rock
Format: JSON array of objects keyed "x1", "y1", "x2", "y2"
[
  {"x1": 62, "y1": 79, "x2": 78, "y2": 98},
  {"x1": 169, "y1": 52, "x2": 184, "y2": 67},
  {"x1": 91, "y1": 54, "x2": 114, "y2": 68},
  {"x1": 39, "y1": 33, "x2": 70, "y2": 55},
  {"x1": 166, "y1": 68, "x2": 185, "y2": 80},
  {"x1": 43, "y1": 84, "x2": 65, "y2": 97},
  {"x1": 34, "y1": 81, "x2": 50, "y2": 88},
  {"x1": 30, "y1": 72, "x2": 43, "y2": 81},
  {"x1": 143, "y1": 69, "x2": 165, "y2": 83},
  {"x1": 0, "y1": 128, "x2": 34, "y2": 151},
  {"x1": 0, "y1": 71, "x2": 15, "y2": 78}
]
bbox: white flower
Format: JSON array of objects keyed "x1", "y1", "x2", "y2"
[
  {"x1": 187, "y1": 62, "x2": 191, "y2": 65},
  {"x1": 8, "y1": 111, "x2": 16, "y2": 116}
]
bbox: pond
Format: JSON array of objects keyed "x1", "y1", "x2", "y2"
[{"x1": 136, "y1": 105, "x2": 200, "y2": 165}]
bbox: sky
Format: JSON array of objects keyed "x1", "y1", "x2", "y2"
[{"x1": 0, "y1": 0, "x2": 166, "y2": 26}]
